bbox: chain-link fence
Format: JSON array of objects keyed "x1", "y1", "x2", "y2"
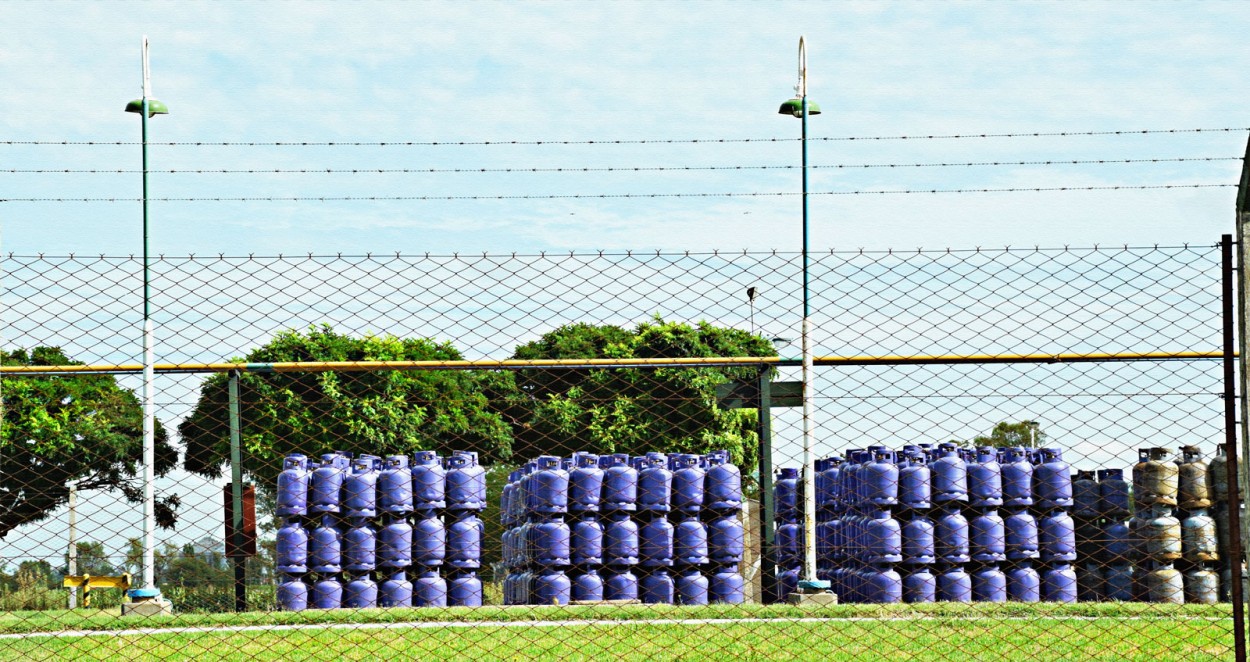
[{"x1": 0, "y1": 241, "x2": 1240, "y2": 660}]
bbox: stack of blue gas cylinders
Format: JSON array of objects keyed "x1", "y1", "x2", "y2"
[
  {"x1": 800, "y1": 443, "x2": 1079, "y2": 604},
  {"x1": 501, "y1": 450, "x2": 745, "y2": 606},
  {"x1": 275, "y1": 449, "x2": 487, "y2": 611}
]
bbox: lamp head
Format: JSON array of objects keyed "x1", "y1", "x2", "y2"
[
  {"x1": 125, "y1": 98, "x2": 169, "y2": 118},
  {"x1": 778, "y1": 98, "x2": 821, "y2": 118}
]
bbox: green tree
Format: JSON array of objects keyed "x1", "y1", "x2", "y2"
[
  {"x1": 64, "y1": 541, "x2": 117, "y2": 577},
  {"x1": 971, "y1": 421, "x2": 1046, "y2": 448},
  {"x1": 506, "y1": 318, "x2": 775, "y2": 471},
  {"x1": 179, "y1": 325, "x2": 514, "y2": 488},
  {"x1": 0, "y1": 347, "x2": 178, "y2": 540}
]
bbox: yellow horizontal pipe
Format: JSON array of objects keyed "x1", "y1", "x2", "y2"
[{"x1": 0, "y1": 350, "x2": 1230, "y2": 375}]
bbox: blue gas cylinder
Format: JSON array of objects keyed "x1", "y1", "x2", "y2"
[
  {"x1": 899, "y1": 452, "x2": 931, "y2": 511},
  {"x1": 447, "y1": 513, "x2": 484, "y2": 569},
  {"x1": 277, "y1": 574, "x2": 309, "y2": 611},
  {"x1": 638, "y1": 452, "x2": 672, "y2": 513},
  {"x1": 671, "y1": 453, "x2": 706, "y2": 514},
  {"x1": 501, "y1": 471, "x2": 516, "y2": 527},
  {"x1": 342, "y1": 518, "x2": 377, "y2": 572},
  {"x1": 309, "y1": 516, "x2": 343, "y2": 573},
  {"x1": 815, "y1": 458, "x2": 834, "y2": 516},
  {"x1": 675, "y1": 567, "x2": 709, "y2": 606},
  {"x1": 864, "y1": 509, "x2": 903, "y2": 564},
  {"x1": 639, "y1": 516, "x2": 675, "y2": 568},
  {"x1": 378, "y1": 518, "x2": 414, "y2": 568},
  {"x1": 1097, "y1": 468, "x2": 1130, "y2": 519},
  {"x1": 705, "y1": 450, "x2": 743, "y2": 512},
  {"x1": 448, "y1": 571, "x2": 483, "y2": 607},
  {"x1": 569, "y1": 452, "x2": 603, "y2": 513},
  {"x1": 1006, "y1": 562, "x2": 1041, "y2": 602},
  {"x1": 603, "y1": 513, "x2": 640, "y2": 566},
  {"x1": 601, "y1": 454, "x2": 638, "y2": 512},
  {"x1": 343, "y1": 574, "x2": 378, "y2": 608},
  {"x1": 708, "y1": 513, "x2": 745, "y2": 563},
  {"x1": 412, "y1": 512, "x2": 446, "y2": 567},
  {"x1": 570, "y1": 515, "x2": 604, "y2": 566},
  {"x1": 931, "y1": 443, "x2": 968, "y2": 504},
  {"x1": 969, "y1": 511, "x2": 1007, "y2": 562},
  {"x1": 968, "y1": 447, "x2": 1003, "y2": 508},
  {"x1": 1005, "y1": 510, "x2": 1040, "y2": 560},
  {"x1": 411, "y1": 450, "x2": 446, "y2": 511},
  {"x1": 1034, "y1": 448, "x2": 1073, "y2": 509},
  {"x1": 936, "y1": 565, "x2": 973, "y2": 603},
  {"x1": 1041, "y1": 562, "x2": 1078, "y2": 603},
  {"x1": 311, "y1": 576, "x2": 343, "y2": 609},
  {"x1": 674, "y1": 516, "x2": 709, "y2": 566},
  {"x1": 903, "y1": 567, "x2": 937, "y2": 603},
  {"x1": 1102, "y1": 521, "x2": 1131, "y2": 564},
  {"x1": 603, "y1": 568, "x2": 639, "y2": 600},
  {"x1": 862, "y1": 565, "x2": 903, "y2": 604},
  {"x1": 1072, "y1": 470, "x2": 1100, "y2": 518},
  {"x1": 571, "y1": 569, "x2": 605, "y2": 602},
  {"x1": 276, "y1": 520, "x2": 309, "y2": 573},
  {"x1": 379, "y1": 455, "x2": 414, "y2": 515},
  {"x1": 379, "y1": 569, "x2": 413, "y2": 608},
  {"x1": 1000, "y1": 447, "x2": 1034, "y2": 507},
  {"x1": 775, "y1": 468, "x2": 800, "y2": 522},
  {"x1": 1103, "y1": 564, "x2": 1133, "y2": 601},
  {"x1": 1077, "y1": 563, "x2": 1104, "y2": 602},
  {"x1": 777, "y1": 567, "x2": 800, "y2": 602},
  {"x1": 343, "y1": 455, "x2": 380, "y2": 518},
  {"x1": 777, "y1": 520, "x2": 803, "y2": 568},
  {"x1": 935, "y1": 507, "x2": 970, "y2": 564},
  {"x1": 864, "y1": 450, "x2": 900, "y2": 507},
  {"x1": 708, "y1": 565, "x2": 745, "y2": 604},
  {"x1": 829, "y1": 516, "x2": 846, "y2": 563},
  {"x1": 446, "y1": 451, "x2": 486, "y2": 512},
  {"x1": 531, "y1": 455, "x2": 569, "y2": 514},
  {"x1": 310, "y1": 453, "x2": 350, "y2": 514},
  {"x1": 971, "y1": 565, "x2": 1007, "y2": 603},
  {"x1": 532, "y1": 517, "x2": 571, "y2": 567},
  {"x1": 640, "y1": 569, "x2": 676, "y2": 604},
  {"x1": 277, "y1": 454, "x2": 312, "y2": 517},
  {"x1": 1039, "y1": 509, "x2": 1077, "y2": 562},
  {"x1": 413, "y1": 568, "x2": 448, "y2": 607},
  {"x1": 902, "y1": 515, "x2": 937, "y2": 565}
]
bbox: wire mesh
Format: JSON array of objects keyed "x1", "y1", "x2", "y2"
[{"x1": 0, "y1": 243, "x2": 1237, "y2": 660}]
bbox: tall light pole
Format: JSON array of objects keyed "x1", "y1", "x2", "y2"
[
  {"x1": 778, "y1": 36, "x2": 823, "y2": 591},
  {"x1": 124, "y1": 36, "x2": 168, "y2": 603}
]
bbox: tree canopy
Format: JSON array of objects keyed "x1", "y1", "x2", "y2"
[
  {"x1": 505, "y1": 318, "x2": 775, "y2": 469},
  {"x1": 0, "y1": 347, "x2": 177, "y2": 540},
  {"x1": 180, "y1": 326, "x2": 514, "y2": 488},
  {"x1": 970, "y1": 420, "x2": 1047, "y2": 448}
]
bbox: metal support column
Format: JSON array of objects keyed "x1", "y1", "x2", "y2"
[
  {"x1": 756, "y1": 366, "x2": 776, "y2": 604},
  {"x1": 1224, "y1": 234, "x2": 1246, "y2": 662},
  {"x1": 228, "y1": 370, "x2": 246, "y2": 612}
]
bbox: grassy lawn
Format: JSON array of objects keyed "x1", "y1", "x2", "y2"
[
  {"x1": 0, "y1": 602, "x2": 1234, "y2": 660},
  {"x1": 0, "y1": 611, "x2": 1233, "y2": 661}
]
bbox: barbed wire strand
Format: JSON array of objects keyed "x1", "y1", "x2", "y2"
[
  {"x1": 0, "y1": 183, "x2": 1234, "y2": 203},
  {"x1": 3, "y1": 126, "x2": 1248, "y2": 146},
  {"x1": 0, "y1": 156, "x2": 1238, "y2": 175}
]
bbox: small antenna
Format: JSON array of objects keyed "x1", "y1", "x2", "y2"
[{"x1": 142, "y1": 36, "x2": 152, "y2": 99}]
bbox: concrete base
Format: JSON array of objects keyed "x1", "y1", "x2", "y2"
[
  {"x1": 786, "y1": 590, "x2": 838, "y2": 606},
  {"x1": 121, "y1": 598, "x2": 174, "y2": 616}
]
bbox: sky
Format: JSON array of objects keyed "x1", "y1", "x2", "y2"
[
  {"x1": 0, "y1": 2, "x2": 1246, "y2": 567},
  {"x1": 1, "y1": 1, "x2": 1248, "y2": 257}
]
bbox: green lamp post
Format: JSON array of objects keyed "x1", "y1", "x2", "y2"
[
  {"x1": 124, "y1": 36, "x2": 168, "y2": 603},
  {"x1": 779, "y1": 36, "x2": 826, "y2": 594}
]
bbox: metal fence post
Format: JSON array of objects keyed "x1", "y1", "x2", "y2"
[
  {"x1": 1224, "y1": 234, "x2": 1246, "y2": 662},
  {"x1": 756, "y1": 365, "x2": 776, "y2": 604},
  {"x1": 228, "y1": 369, "x2": 246, "y2": 612}
]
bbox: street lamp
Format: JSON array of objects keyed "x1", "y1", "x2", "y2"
[
  {"x1": 1023, "y1": 420, "x2": 1040, "y2": 448},
  {"x1": 779, "y1": 36, "x2": 826, "y2": 595},
  {"x1": 123, "y1": 36, "x2": 168, "y2": 609}
]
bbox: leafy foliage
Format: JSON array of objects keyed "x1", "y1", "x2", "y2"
[
  {"x1": 506, "y1": 318, "x2": 775, "y2": 470},
  {"x1": 971, "y1": 420, "x2": 1046, "y2": 448},
  {"x1": 0, "y1": 347, "x2": 177, "y2": 540},
  {"x1": 180, "y1": 326, "x2": 514, "y2": 488}
]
